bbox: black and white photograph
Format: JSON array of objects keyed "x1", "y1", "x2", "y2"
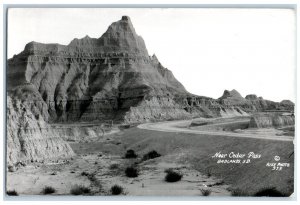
[{"x1": 3, "y1": 6, "x2": 296, "y2": 199}]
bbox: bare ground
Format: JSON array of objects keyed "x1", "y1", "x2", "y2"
[{"x1": 6, "y1": 117, "x2": 294, "y2": 196}]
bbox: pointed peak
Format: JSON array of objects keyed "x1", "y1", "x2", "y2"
[
  {"x1": 121, "y1": 16, "x2": 131, "y2": 22},
  {"x1": 152, "y1": 54, "x2": 159, "y2": 61},
  {"x1": 220, "y1": 89, "x2": 244, "y2": 100},
  {"x1": 97, "y1": 16, "x2": 149, "y2": 56},
  {"x1": 68, "y1": 35, "x2": 98, "y2": 47}
]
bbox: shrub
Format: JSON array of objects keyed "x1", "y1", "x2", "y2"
[
  {"x1": 70, "y1": 185, "x2": 91, "y2": 195},
  {"x1": 200, "y1": 188, "x2": 211, "y2": 196},
  {"x1": 254, "y1": 187, "x2": 287, "y2": 197},
  {"x1": 125, "y1": 167, "x2": 138, "y2": 178},
  {"x1": 125, "y1": 150, "x2": 137, "y2": 158},
  {"x1": 8, "y1": 165, "x2": 16, "y2": 172},
  {"x1": 109, "y1": 163, "x2": 119, "y2": 170},
  {"x1": 142, "y1": 150, "x2": 161, "y2": 161},
  {"x1": 87, "y1": 173, "x2": 97, "y2": 182},
  {"x1": 6, "y1": 190, "x2": 18, "y2": 196},
  {"x1": 214, "y1": 180, "x2": 224, "y2": 186},
  {"x1": 110, "y1": 185, "x2": 124, "y2": 195},
  {"x1": 231, "y1": 188, "x2": 249, "y2": 196},
  {"x1": 165, "y1": 170, "x2": 182, "y2": 182},
  {"x1": 42, "y1": 186, "x2": 56, "y2": 195},
  {"x1": 164, "y1": 168, "x2": 173, "y2": 174},
  {"x1": 205, "y1": 168, "x2": 212, "y2": 177},
  {"x1": 81, "y1": 171, "x2": 89, "y2": 176}
]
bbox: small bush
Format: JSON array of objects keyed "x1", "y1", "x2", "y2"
[
  {"x1": 42, "y1": 186, "x2": 56, "y2": 195},
  {"x1": 205, "y1": 168, "x2": 212, "y2": 177},
  {"x1": 70, "y1": 185, "x2": 91, "y2": 195},
  {"x1": 6, "y1": 190, "x2": 18, "y2": 196},
  {"x1": 109, "y1": 163, "x2": 119, "y2": 170},
  {"x1": 200, "y1": 188, "x2": 211, "y2": 196},
  {"x1": 142, "y1": 150, "x2": 161, "y2": 161},
  {"x1": 8, "y1": 165, "x2": 16, "y2": 172},
  {"x1": 165, "y1": 170, "x2": 182, "y2": 182},
  {"x1": 254, "y1": 187, "x2": 287, "y2": 197},
  {"x1": 125, "y1": 150, "x2": 137, "y2": 158},
  {"x1": 214, "y1": 180, "x2": 224, "y2": 186},
  {"x1": 81, "y1": 171, "x2": 89, "y2": 176},
  {"x1": 231, "y1": 188, "x2": 249, "y2": 196},
  {"x1": 87, "y1": 173, "x2": 97, "y2": 182},
  {"x1": 125, "y1": 167, "x2": 138, "y2": 178},
  {"x1": 110, "y1": 185, "x2": 124, "y2": 195},
  {"x1": 164, "y1": 168, "x2": 173, "y2": 174}
]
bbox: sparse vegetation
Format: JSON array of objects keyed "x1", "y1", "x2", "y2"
[
  {"x1": 125, "y1": 167, "x2": 138, "y2": 178},
  {"x1": 254, "y1": 187, "x2": 287, "y2": 197},
  {"x1": 109, "y1": 163, "x2": 119, "y2": 170},
  {"x1": 6, "y1": 190, "x2": 18, "y2": 196},
  {"x1": 205, "y1": 168, "x2": 212, "y2": 177},
  {"x1": 213, "y1": 180, "x2": 224, "y2": 186},
  {"x1": 87, "y1": 173, "x2": 97, "y2": 182},
  {"x1": 7, "y1": 165, "x2": 16, "y2": 172},
  {"x1": 42, "y1": 186, "x2": 56, "y2": 195},
  {"x1": 81, "y1": 171, "x2": 89, "y2": 176},
  {"x1": 165, "y1": 170, "x2": 182, "y2": 182},
  {"x1": 70, "y1": 185, "x2": 91, "y2": 195},
  {"x1": 125, "y1": 149, "x2": 137, "y2": 158},
  {"x1": 110, "y1": 185, "x2": 124, "y2": 195},
  {"x1": 200, "y1": 188, "x2": 211, "y2": 196},
  {"x1": 65, "y1": 116, "x2": 294, "y2": 196},
  {"x1": 142, "y1": 150, "x2": 161, "y2": 161},
  {"x1": 231, "y1": 188, "x2": 249, "y2": 196}
]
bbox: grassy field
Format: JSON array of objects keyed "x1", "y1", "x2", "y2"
[{"x1": 116, "y1": 127, "x2": 294, "y2": 196}]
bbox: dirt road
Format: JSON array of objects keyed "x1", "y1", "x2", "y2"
[{"x1": 138, "y1": 118, "x2": 294, "y2": 142}]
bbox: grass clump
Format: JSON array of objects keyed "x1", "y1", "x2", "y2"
[
  {"x1": 125, "y1": 149, "x2": 137, "y2": 158},
  {"x1": 254, "y1": 187, "x2": 287, "y2": 197},
  {"x1": 109, "y1": 163, "x2": 119, "y2": 170},
  {"x1": 70, "y1": 185, "x2": 91, "y2": 195},
  {"x1": 200, "y1": 188, "x2": 211, "y2": 196},
  {"x1": 42, "y1": 186, "x2": 56, "y2": 195},
  {"x1": 81, "y1": 171, "x2": 89, "y2": 176},
  {"x1": 164, "y1": 169, "x2": 182, "y2": 182},
  {"x1": 231, "y1": 188, "x2": 249, "y2": 196},
  {"x1": 142, "y1": 150, "x2": 161, "y2": 161},
  {"x1": 110, "y1": 185, "x2": 124, "y2": 195},
  {"x1": 87, "y1": 173, "x2": 97, "y2": 182},
  {"x1": 125, "y1": 167, "x2": 138, "y2": 178},
  {"x1": 6, "y1": 190, "x2": 18, "y2": 196}
]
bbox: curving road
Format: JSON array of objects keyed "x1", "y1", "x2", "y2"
[{"x1": 137, "y1": 118, "x2": 294, "y2": 142}]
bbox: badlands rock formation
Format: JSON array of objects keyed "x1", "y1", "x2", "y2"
[
  {"x1": 7, "y1": 16, "x2": 294, "y2": 164},
  {"x1": 218, "y1": 90, "x2": 294, "y2": 113},
  {"x1": 249, "y1": 113, "x2": 295, "y2": 128},
  {"x1": 9, "y1": 16, "x2": 291, "y2": 124},
  {"x1": 7, "y1": 95, "x2": 74, "y2": 166}
]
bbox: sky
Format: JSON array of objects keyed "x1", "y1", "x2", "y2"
[{"x1": 7, "y1": 8, "x2": 296, "y2": 102}]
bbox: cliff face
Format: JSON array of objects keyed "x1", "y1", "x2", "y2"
[
  {"x1": 249, "y1": 113, "x2": 295, "y2": 128},
  {"x1": 7, "y1": 96, "x2": 74, "y2": 166}
]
